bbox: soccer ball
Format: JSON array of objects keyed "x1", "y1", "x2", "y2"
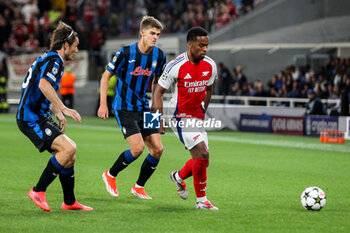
[{"x1": 300, "y1": 187, "x2": 326, "y2": 211}]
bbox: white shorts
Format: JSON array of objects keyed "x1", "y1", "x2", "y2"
[{"x1": 168, "y1": 117, "x2": 209, "y2": 150}]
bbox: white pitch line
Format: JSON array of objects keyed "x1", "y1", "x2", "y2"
[{"x1": 208, "y1": 135, "x2": 350, "y2": 153}]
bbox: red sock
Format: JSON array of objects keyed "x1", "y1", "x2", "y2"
[
  {"x1": 193, "y1": 158, "x2": 209, "y2": 198},
  {"x1": 178, "y1": 158, "x2": 193, "y2": 180}
]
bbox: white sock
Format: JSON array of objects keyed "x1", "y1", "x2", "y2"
[
  {"x1": 175, "y1": 171, "x2": 183, "y2": 183},
  {"x1": 197, "y1": 196, "x2": 207, "y2": 203},
  {"x1": 108, "y1": 170, "x2": 115, "y2": 178},
  {"x1": 135, "y1": 184, "x2": 143, "y2": 188}
]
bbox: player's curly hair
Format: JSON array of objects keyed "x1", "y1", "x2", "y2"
[
  {"x1": 50, "y1": 21, "x2": 78, "y2": 51},
  {"x1": 140, "y1": 16, "x2": 163, "y2": 31},
  {"x1": 186, "y1": 27, "x2": 208, "y2": 42}
]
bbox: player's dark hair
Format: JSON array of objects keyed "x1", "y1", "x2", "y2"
[
  {"x1": 50, "y1": 21, "x2": 78, "y2": 51},
  {"x1": 186, "y1": 27, "x2": 208, "y2": 42},
  {"x1": 140, "y1": 16, "x2": 163, "y2": 31}
]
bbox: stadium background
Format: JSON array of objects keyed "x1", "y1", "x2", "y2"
[
  {"x1": 1, "y1": 1, "x2": 350, "y2": 232},
  {"x1": 2, "y1": 0, "x2": 350, "y2": 133}
]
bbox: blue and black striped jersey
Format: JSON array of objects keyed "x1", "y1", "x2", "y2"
[
  {"x1": 17, "y1": 51, "x2": 64, "y2": 121},
  {"x1": 107, "y1": 43, "x2": 166, "y2": 111}
]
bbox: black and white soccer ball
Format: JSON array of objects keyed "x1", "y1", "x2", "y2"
[{"x1": 300, "y1": 187, "x2": 326, "y2": 211}]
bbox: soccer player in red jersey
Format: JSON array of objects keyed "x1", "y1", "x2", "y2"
[{"x1": 152, "y1": 27, "x2": 219, "y2": 210}]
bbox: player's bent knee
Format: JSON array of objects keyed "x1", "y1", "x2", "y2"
[
  {"x1": 151, "y1": 145, "x2": 163, "y2": 158},
  {"x1": 64, "y1": 155, "x2": 76, "y2": 168},
  {"x1": 199, "y1": 150, "x2": 209, "y2": 160},
  {"x1": 131, "y1": 146, "x2": 144, "y2": 158},
  {"x1": 70, "y1": 155, "x2": 76, "y2": 166},
  {"x1": 64, "y1": 143, "x2": 76, "y2": 157}
]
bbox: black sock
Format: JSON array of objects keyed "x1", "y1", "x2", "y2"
[
  {"x1": 33, "y1": 157, "x2": 62, "y2": 192},
  {"x1": 136, "y1": 154, "x2": 159, "y2": 187},
  {"x1": 59, "y1": 167, "x2": 76, "y2": 205},
  {"x1": 109, "y1": 149, "x2": 135, "y2": 177}
]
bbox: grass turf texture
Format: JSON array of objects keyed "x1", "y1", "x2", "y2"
[{"x1": 0, "y1": 114, "x2": 350, "y2": 233}]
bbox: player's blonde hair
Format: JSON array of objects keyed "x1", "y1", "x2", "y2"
[
  {"x1": 140, "y1": 16, "x2": 163, "y2": 31},
  {"x1": 50, "y1": 21, "x2": 78, "y2": 51}
]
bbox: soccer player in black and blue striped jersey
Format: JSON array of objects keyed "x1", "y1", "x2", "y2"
[
  {"x1": 98, "y1": 16, "x2": 166, "y2": 199},
  {"x1": 16, "y1": 21, "x2": 93, "y2": 211}
]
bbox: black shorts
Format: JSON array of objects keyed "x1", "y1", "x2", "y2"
[
  {"x1": 115, "y1": 110, "x2": 158, "y2": 139},
  {"x1": 17, "y1": 117, "x2": 63, "y2": 153}
]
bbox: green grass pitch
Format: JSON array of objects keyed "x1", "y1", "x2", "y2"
[{"x1": 1, "y1": 114, "x2": 350, "y2": 233}]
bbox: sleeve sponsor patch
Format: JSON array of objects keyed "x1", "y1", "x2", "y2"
[{"x1": 47, "y1": 72, "x2": 56, "y2": 82}]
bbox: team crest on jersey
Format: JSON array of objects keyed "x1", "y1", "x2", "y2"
[
  {"x1": 113, "y1": 56, "x2": 117, "y2": 62},
  {"x1": 152, "y1": 60, "x2": 157, "y2": 68},
  {"x1": 202, "y1": 71, "x2": 209, "y2": 76},
  {"x1": 52, "y1": 67, "x2": 58, "y2": 75},
  {"x1": 45, "y1": 128, "x2": 52, "y2": 136},
  {"x1": 193, "y1": 134, "x2": 201, "y2": 142}
]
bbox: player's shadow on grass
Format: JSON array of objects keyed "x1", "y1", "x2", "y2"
[{"x1": 88, "y1": 196, "x2": 195, "y2": 213}]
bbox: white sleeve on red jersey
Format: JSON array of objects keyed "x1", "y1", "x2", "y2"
[
  {"x1": 158, "y1": 53, "x2": 186, "y2": 89},
  {"x1": 205, "y1": 56, "x2": 218, "y2": 86}
]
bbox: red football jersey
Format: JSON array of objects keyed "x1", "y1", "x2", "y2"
[{"x1": 159, "y1": 52, "x2": 217, "y2": 119}]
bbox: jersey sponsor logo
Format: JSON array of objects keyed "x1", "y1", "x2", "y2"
[
  {"x1": 184, "y1": 80, "x2": 208, "y2": 87},
  {"x1": 202, "y1": 71, "x2": 209, "y2": 76},
  {"x1": 130, "y1": 66, "x2": 153, "y2": 76},
  {"x1": 184, "y1": 73, "x2": 192, "y2": 80},
  {"x1": 128, "y1": 59, "x2": 136, "y2": 63}
]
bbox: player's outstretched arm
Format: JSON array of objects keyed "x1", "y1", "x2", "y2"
[
  {"x1": 152, "y1": 84, "x2": 166, "y2": 134},
  {"x1": 98, "y1": 70, "x2": 113, "y2": 120}
]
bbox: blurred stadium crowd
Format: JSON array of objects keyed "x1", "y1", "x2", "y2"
[
  {"x1": 0, "y1": 0, "x2": 257, "y2": 55},
  {"x1": 216, "y1": 56, "x2": 350, "y2": 115}
]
